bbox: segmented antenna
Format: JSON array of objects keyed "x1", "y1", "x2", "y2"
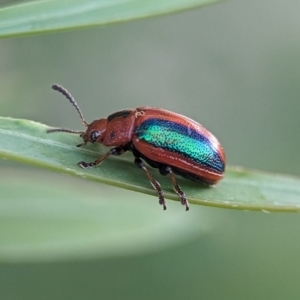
[
  {"x1": 52, "y1": 84, "x2": 88, "y2": 127},
  {"x1": 47, "y1": 128, "x2": 84, "y2": 134}
]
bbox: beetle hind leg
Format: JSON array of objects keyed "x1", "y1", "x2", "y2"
[
  {"x1": 161, "y1": 166, "x2": 189, "y2": 211},
  {"x1": 134, "y1": 158, "x2": 166, "y2": 210}
]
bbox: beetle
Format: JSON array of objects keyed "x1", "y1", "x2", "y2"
[{"x1": 47, "y1": 84, "x2": 225, "y2": 211}]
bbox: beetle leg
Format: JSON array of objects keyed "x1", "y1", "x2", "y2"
[
  {"x1": 164, "y1": 166, "x2": 189, "y2": 211},
  {"x1": 134, "y1": 158, "x2": 166, "y2": 210},
  {"x1": 78, "y1": 147, "x2": 125, "y2": 168}
]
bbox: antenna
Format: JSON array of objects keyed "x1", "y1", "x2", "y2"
[
  {"x1": 52, "y1": 84, "x2": 88, "y2": 127},
  {"x1": 47, "y1": 84, "x2": 88, "y2": 134},
  {"x1": 47, "y1": 128, "x2": 84, "y2": 134}
]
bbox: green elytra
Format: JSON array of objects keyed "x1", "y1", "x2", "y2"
[{"x1": 135, "y1": 118, "x2": 224, "y2": 173}]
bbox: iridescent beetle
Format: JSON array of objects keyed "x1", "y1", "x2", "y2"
[{"x1": 47, "y1": 84, "x2": 226, "y2": 211}]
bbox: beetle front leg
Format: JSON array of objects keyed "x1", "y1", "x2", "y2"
[
  {"x1": 134, "y1": 158, "x2": 166, "y2": 210},
  {"x1": 78, "y1": 147, "x2": 126, "y2": 168},
  {"x1": 161, "y1": 166, "x2": 189, "y2": 211}
]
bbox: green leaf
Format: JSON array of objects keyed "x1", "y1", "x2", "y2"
[
  {"x1": 1, "y1": 116, "x2": 300, "y2": 212},
  {"x1": 0, "y1": 0, "x2": 223, "y2": 38}
]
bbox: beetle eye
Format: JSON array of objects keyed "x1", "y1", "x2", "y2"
[{"x1": 90, "y1": 130, "x2": 100, "y2": 143}]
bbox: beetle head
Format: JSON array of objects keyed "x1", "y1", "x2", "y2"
[
  {"x1": 47, "y1": 84, "x2": 107, "y2": 147},
  {"x1": 78, "y1": 118, "x2": 107, "y2": 147}
]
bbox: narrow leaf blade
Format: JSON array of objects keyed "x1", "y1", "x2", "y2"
[
  {"x1": 0, "y1": 0, "x2": 223, "y2": 38},
  {"x1": 1, "y1": 117, "x2": 300, "y2": 212}
]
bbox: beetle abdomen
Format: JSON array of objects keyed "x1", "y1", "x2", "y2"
[{"x1": 133, "y1": 117, "x2": 225, "y2": 184}]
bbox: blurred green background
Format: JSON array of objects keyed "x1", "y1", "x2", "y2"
[{"x1": 1, "y1": 0, "x2": 300, "y2": 299}]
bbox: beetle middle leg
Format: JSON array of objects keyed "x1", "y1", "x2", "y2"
[
  {"x1": 134, "y1": 157, "x2": 166, "y2": 210},
  {"x1": 78, "y1": 147, "x2": 126, "y2": 168},
  {"x1": 160, "y1": 166, "x2": 189, "y2": 211}
]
